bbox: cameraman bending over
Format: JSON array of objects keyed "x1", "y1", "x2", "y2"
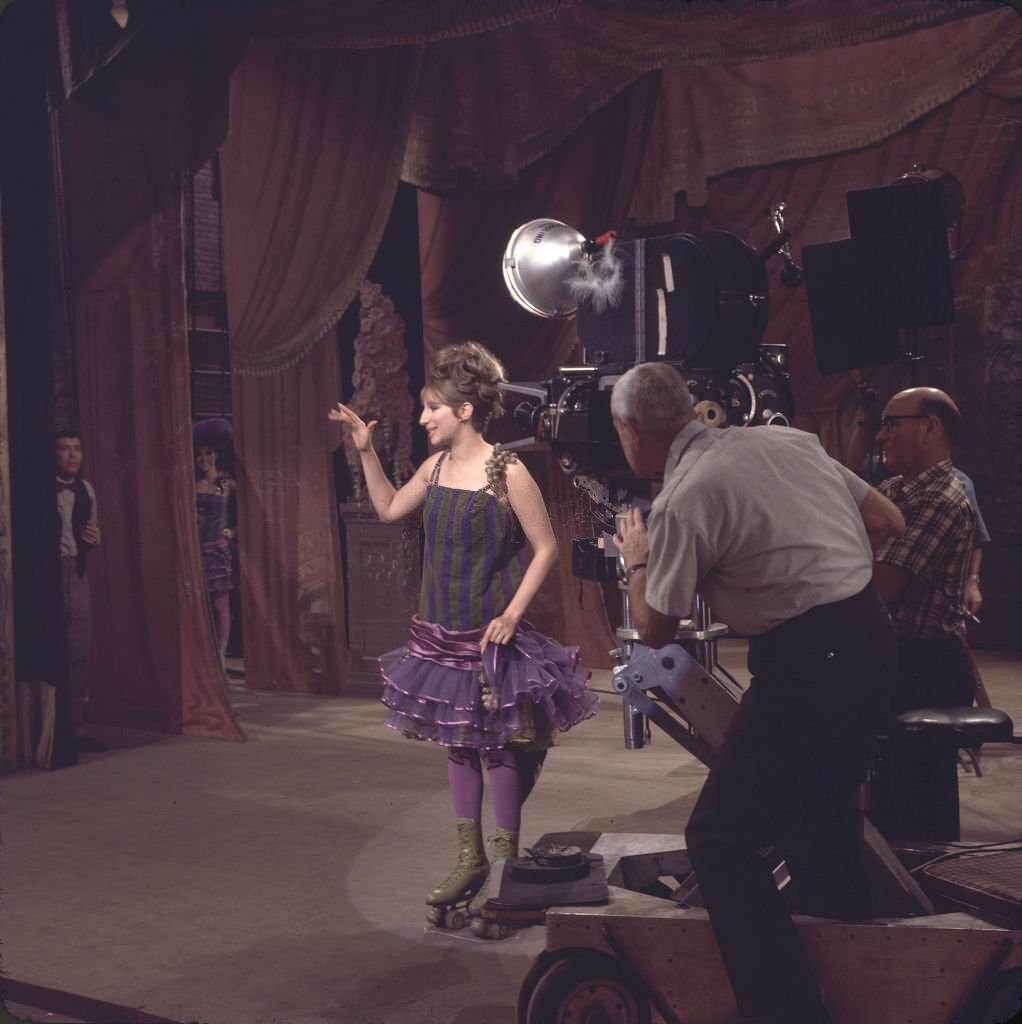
[{"x1": 612, "y1": 362, "x2": 904, "y2": 1024}]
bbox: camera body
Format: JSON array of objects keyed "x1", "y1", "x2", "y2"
[
  {"x1": 502, "y1": 346, "x2": 794, "y2": 485},
  {"x1": 501, "y1": 217, "x2": 798, "y2": 576}
]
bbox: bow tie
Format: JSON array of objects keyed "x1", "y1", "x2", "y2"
[{"x1": 56, "y1": 480, "x2": 76, "y2": 493}]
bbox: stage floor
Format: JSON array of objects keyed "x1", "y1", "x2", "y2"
[{"x1": 2, "y1": 641, "x2": 1021, "y2": 1024}]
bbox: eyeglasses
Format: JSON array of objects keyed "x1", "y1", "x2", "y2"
[{"x1": 879, "y1": 414, "x2": 931, "y2": 429}]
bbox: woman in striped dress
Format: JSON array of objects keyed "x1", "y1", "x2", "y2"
[
  {"x1": 195, "y1": 443, "x2": 237, "y2": 665},
  {"x1": 329, "y1": 341, "x2": 598, "y2": 931}
]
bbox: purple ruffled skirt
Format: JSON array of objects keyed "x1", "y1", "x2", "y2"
[
  {"x1": 201, "y1": 539, "x2": 235, "y2": 592},
  {"x1": 380, "y1": 616, "x2": 599, "y2": 750}
]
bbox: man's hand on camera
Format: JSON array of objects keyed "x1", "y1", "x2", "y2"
[{"x1": 615, "y1": 507, "x2": 650, "y2": 572}]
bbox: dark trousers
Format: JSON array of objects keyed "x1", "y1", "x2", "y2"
[
  {"x1": 869, "y1": 634, "x2": 975, "y2": 841},
  {"x1": 893, "y1": 635, "x2": 975, "y2": 714},
  {"x1": 61, "y1": 556, "x2": 92, "y2": 731},
  {"x1": 685, "y1": 583, "x2": 895, "y2": 1021}
]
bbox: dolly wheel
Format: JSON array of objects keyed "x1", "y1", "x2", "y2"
[
  {"x1": 522, "y1": 950, "x2": 652, "y2": 1024},
  {"x1": 971, "y1": 968, "x2": 1022, "y2": 1024}
]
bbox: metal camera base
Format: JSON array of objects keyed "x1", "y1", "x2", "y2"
[
  {"x1": 515, "y1": 831, "x2": 1022, "y2": 1024},
  {"x1": 511, "y1": 610, "x2": 1022, "y2": 1024}
]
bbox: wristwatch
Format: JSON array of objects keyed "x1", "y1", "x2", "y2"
[{"x1": 625, "y1": 562, "x2": 648, "y2": 580}]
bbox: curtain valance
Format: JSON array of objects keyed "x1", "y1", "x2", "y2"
[
  {"x1": 247, "y1": 0, "x2": 1001, "y2": 61},
  {"x1": 632, "y1": 6, "x2": 1022, "y2": 215}
]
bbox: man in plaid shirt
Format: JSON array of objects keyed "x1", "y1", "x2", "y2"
[
  {"x1": 870, "y1": 386, "x2": 976, "y2": 839},
  {"x1": 872, "y1": 387, "x2": 976, "y2": 710}
]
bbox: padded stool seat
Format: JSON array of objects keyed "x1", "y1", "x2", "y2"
[
  {"x1": 870, "y1": 706, "x2": 1014, "y2": 843},
  {"x1": 894, "y1": 706, "x2": 1014, "y2": 745}
]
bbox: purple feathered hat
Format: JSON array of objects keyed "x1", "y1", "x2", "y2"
[{"x1": 192, "y1": 418, "x2": 233, "y2": 447}]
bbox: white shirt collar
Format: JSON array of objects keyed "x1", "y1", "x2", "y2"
[{"x1": 664, "y1": 419, "x2": 709, "y2": 478}]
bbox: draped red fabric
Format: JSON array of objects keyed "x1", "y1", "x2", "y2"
[
  {"x1": 630, "y1": 8, "x2": 1022, "y2": 215},
  {"x1": 220, "y1": 43, "x2": 422, "y2": 373},
  {"x1": 234, "y1": 2, "x2": 1017, "y2": 212},
  {"x1": 228, "y1": 347, "x2": 349, "y2": 694},
  {"x1": 670, "y1": 46, "x2": 1022, "y2": 458},
  {"x1": 242, "y1": 0, "x2": 1000, "y2": 63},
  {"x1": 61, "y1": 35, "x2": 243, "y2": 739},
  {"x1": 220, "y1": 43, "x2": 421, "y2": 692},
  {"x1": 417, "y1": 77, "x2": 660, "y2": 666}
]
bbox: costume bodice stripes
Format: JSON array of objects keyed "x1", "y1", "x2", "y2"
[
  {"x1": 418, "y1": 451, "x2": 526, "y2": 630},
  {"x1": 196, "y1": 491, "x2": 231, "y2": 545}
]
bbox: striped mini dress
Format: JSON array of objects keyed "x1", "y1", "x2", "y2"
[
  {"x1": 380, "y1": 451, "x2": 598, "y2": 751},
  {"x1": 195, "y1": 490, "x2": 236, "y2": 592}
]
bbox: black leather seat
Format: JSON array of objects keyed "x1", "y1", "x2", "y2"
[
  {"x1": 893, "y1": 706, "x2": 1014, "y2": 745},
  {"x1": 869, "y1": 706, "x2": 1015, "y2": 843}
]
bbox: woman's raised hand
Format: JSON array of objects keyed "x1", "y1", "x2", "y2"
[{"x1": 329, "y1": 402, "x2": 377, "y2": 453}]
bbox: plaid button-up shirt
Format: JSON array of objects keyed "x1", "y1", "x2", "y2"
[{"x1": 876, "y1": 459, "x2": 975, "y2": 640}]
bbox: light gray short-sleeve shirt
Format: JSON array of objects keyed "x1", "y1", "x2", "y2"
[{"x1": 644, "y1": 421, "x2": 873, "y2": 636}]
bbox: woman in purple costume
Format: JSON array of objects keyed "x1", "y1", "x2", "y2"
[
  {"x1": 195, "y1": 443, "x2": 237, "y2": 666},
  {"x1": 330, "y1": 341, "x2": 598, "y2": 931}
]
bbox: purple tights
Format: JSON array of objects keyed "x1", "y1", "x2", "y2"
[
  {"x1": 209, "y1": 590, "x2": 231, "y2": 656},
  {"x1": 447, "y1": 747, "x2": 522, "y2": 831}
]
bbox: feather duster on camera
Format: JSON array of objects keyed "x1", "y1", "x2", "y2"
[{"x1": 568, "y1": 237, "x2": 626, "y2": 314}]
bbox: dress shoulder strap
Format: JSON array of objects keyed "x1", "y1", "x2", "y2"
[
  {"x1": 427, "y1": 450, "x2": 448, "y2": 489},
  {"x1": 484, "y1": 444, "x2": 518, "y2": 498}
]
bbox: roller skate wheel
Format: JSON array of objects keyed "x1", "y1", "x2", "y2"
[
  {"x1": 471, "y1": 917, "x2": 511, "y2": 940},
  {"x1": 426, "y1": 905, "x2": 445, "y2": 927},
  {"x1": 445, "y1": 907, "x2": 468, "y2": 930}
]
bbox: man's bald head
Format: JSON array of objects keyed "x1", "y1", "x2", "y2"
[{"x1": 886, "y1": 387, "x2": 962, "y2": 444}]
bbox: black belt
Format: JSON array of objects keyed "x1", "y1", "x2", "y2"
[{"x1": 750, "y1": 581, "x2": 884, "y2": 662}]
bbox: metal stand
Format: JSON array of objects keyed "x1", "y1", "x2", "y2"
[
  {"x1": 610, "y1": 567, "x2": 651, "y2": 751},
  {"x1": 599, "y1": 515, "x2": 933, "y2": 916},
  {"x1": 607, "y1": 524, "x2": 742, "y2": 756}
]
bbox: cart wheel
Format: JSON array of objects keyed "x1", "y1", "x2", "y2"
[
  {"x1": 518, "y1": 952, "x2": 560, "y2": 1024},
  {"x1": 971, "y1": 968, "x2": 1022, "y2": 1024},
  {"x1": 522, "y1": 950, "x2": 652, "y2": 1024}
]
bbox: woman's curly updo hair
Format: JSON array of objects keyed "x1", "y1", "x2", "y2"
[{"x1": 427, "y1": 341, "x2": 507, "y2": 434}]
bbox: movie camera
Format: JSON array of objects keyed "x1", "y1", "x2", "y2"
[
  {"x1": 499, "y1": 208, "x2": 800, "y2": 559},
  {"x1": 499, "y1": 209, "x2": 798, "y2": 493}
]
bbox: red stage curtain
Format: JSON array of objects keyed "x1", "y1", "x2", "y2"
[
  {"x1": 417, "y1": 76, "x2": 660, "y2": 667},
  {"x1": 669, "y1": 47, "x2": 1022, "y2": 449},
  {"x1": 245, "y1": 0, "x2": 997, "y2": 62},
  {"x1": 220, "y1": 43, "x2": 421, "y2": 692},
  {"x1": 631, "y1": 7, "x2": 1022, "y2": 216},
  {"x1": 227, "y1": 2, "x2": 1012, "y2": 207},
  {"x1": 61, "y1": 32, "x2": 243, "y2": 740}
]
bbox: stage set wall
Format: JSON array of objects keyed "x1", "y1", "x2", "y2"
[{"x1": 1, "y1": 1, "x2": 1020, "y2": 760}]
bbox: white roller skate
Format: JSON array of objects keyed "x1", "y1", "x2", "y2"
[{"x1": 425, "y1": 818, "x2": 489, "y2": 930}]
